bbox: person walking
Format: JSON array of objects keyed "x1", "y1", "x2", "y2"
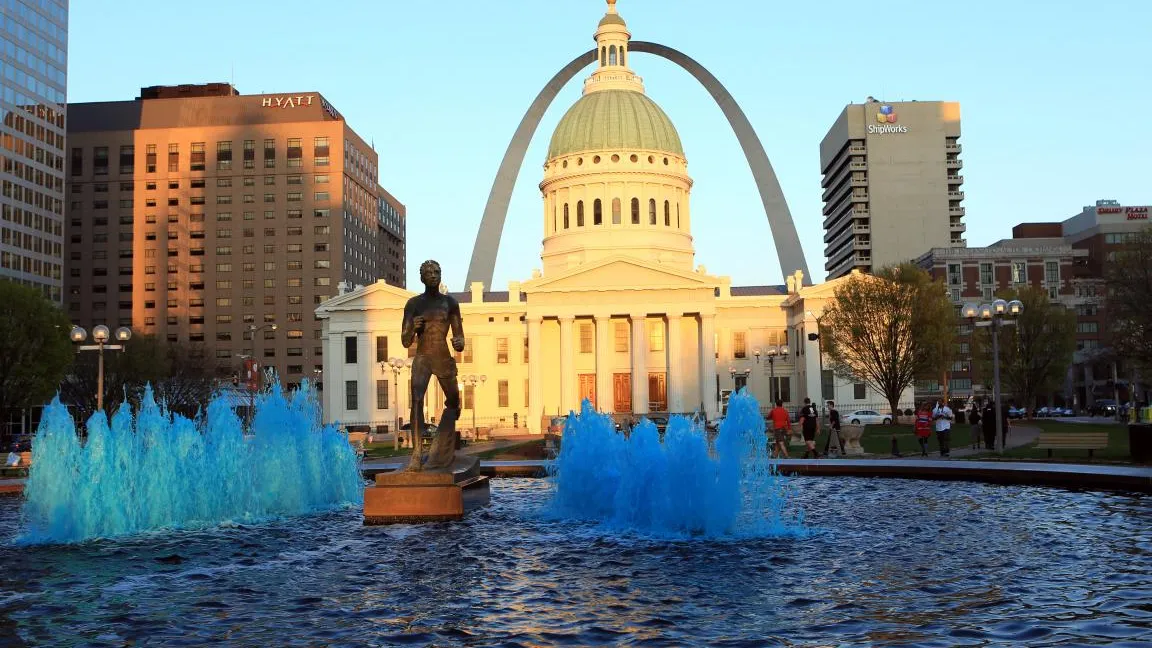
[
  {"x1": 823, "y1": 401, "x2": 844, "y2": 457},
  {"x1": 932, "y1": 400, "x2": 954, "y2": 457},
  {"x1": 769, "y1": 399, "x2": 791, "y2": 459},
  {"x1": 981, "y1": 400, "x2": 996, "y2": 450},
  {"x1": 968, "y1": 404, "x2": 982, "y2": 450},
  {"x1": 914, "y1": 403, "x2": 933, "y2": 457},
  {"x1": 799, "y1": 397, "x2": 819, "y2": 458}
]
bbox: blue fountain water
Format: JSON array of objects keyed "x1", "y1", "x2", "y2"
[
  {"x1": 546, "y1": 389, "x2": 803, "y2": 538},
  {"x1": 18, "y1": 380, "x2": 363, "y2": 545}
]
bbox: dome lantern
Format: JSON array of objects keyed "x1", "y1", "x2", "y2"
[{"x1": 588, "y1": 0, "x2": 643, "y2": 94}]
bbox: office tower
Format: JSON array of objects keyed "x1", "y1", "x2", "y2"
[{"x1": 820, "y1": 98, "x2": 964, "y2": 279}]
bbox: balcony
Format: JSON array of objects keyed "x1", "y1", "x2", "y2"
[
  {"x1": 850, "y1": 176, "x2": 868, "y2": 187},
  {"x1": 947, "y1": 174, "x2": 964, "y2": 184},
  {"x1": 945, "y1": 142, "x2": 962, "y2": 153},
  {"x1": 948, "y1": 190, "x2": 965, "y2": 200},
  {"x1": 950, "y1": 238, "x2": 967, "y2": 247},
  {"x1": 949, "y1": 206, "x2": 965, "y2": 216},
  {"x1": 849, "y1": 160, "x2": 867, "y2": 170},
  {"x1": 848, "y1": 144, "x2": 866, "y2": 155},
  {"x1": 850, "y1": 192, "x2": 869, "y2": 202},
  {"x1": 854, "y1": 237, "x2": 872, "y2": 250},
  {"x1": 950, "y1": 221, "x2": 966, "y2": 232},
  {"x1": 947, "y1": 159, "x2": 963, "y2": 169},
  {"x1": 854, "y1": 223, "x2": 871, "y2": 234},
  {"x1": 852, "y1": 207, "x2": 870, "y2": 218}
]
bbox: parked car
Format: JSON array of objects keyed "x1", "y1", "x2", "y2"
[
  {"x1": 1007, "y1": 407, "x2": 1027, "y2": 419},
  {"x1": 548, "y1": 417, "x2": 566, "y2": 435},
  {"x1": 845, "y1": 410, "x2": 891, "y2": 425},
  {"x1": 1090, "y1": 400, "x2": 1118, "y2": 417}
]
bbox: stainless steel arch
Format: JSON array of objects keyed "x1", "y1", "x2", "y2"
[{"x1": 466, "y1": 41, "x2": 811, "y2": 287}]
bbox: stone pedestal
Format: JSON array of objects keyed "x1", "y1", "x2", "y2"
[
  {"x1": 840, "y1": 425, "x2": 865, "y2": 455},
  {"x1": 363, "y1": 454, "x2": 490, "y2": 525}
]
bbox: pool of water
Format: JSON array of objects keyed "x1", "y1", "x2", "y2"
[{"x1": 1, "y1": 478, "x2": 1149, "y2": 646}]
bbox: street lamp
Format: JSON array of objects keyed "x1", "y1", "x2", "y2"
[
  {"x1": 765, "y1": 345, "x2": 790, "y2": 403},
  {"x1": 383, "y1": 356, "x2": 412, "y2": 450},
  {"x1": 964, "y1": 298, "x2": 1024, "y2": 452},
  {"x1": 71, "y1": 324, "x2": 132, "y2": 411},
  {"x1": 460, "y1": 374, "x2": 488, "y2": 441}
]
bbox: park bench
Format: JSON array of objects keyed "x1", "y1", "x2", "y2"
[{"x1": 1035, "y1": 431, "x2": 1109, "y2": 458}]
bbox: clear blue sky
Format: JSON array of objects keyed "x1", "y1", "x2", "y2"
[{"x1": 68, "y1": 0, "x2": 1151, "y2": 290}]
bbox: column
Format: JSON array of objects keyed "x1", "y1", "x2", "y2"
[
  {"x1": 527, "y1": 315, "x2": 543, "y2": 433},
  {"x1": 631, "y1": 312, "x2": 649, "y2": 415},
  {"x1": 595, "y1": 313, "x2": 614, "y2": 413},
  {"x1": 358, "y1": 332, "x2": 373, "y2": 423},
  {"x1": 699, "y1": 314, "x2": 717, "y2": 419},
  {"x1": 558, "y1": 315, "x2": 576, "y2": 414},
  {"x1": 667, "y1": 315, "x2": 684, "y2": 413},
  {"x1": 802, "y1": 315, "x2": 822, "y2": 405}
]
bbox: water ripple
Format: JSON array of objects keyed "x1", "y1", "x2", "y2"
[{"x1": 0, "y1": 478, "x2": 1148, "y2": 646}]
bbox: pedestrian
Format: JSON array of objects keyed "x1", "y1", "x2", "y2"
[
  {"x1": 932, "y1": 400, "x2": 954, "y2": 457},
  {"x1": 823, "y1": 400, "x2": 844, "y2": 457},
  {"x1": 1000, "y1": 401, "x2": 1012, "y2": 450},
  {"x1": 968, "y1": 404, "x2": 982, "y2": 450},
  {"x1": 914, "y1": 404, "x2": 933, "y2": 457},
  {"x1": 769, "y1": 399, "x2": 791, "y2": 459},
  {"x1": 799, "y1": 397, "x2": 819, "y2": 458},
  {"x1": 981, "y1": 400, "x2": 996, "y2": 450}
]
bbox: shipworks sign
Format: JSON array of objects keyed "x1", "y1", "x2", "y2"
[{"x1": 867, "y1": 104, "x2": 909, "y2": 134}]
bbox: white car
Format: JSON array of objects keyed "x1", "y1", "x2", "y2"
[{"x1": 845, "y1": 410, "x2": 892, "y2": 425}]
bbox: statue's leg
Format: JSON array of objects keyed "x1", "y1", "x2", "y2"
[
  {"x1": 406, "y1": 362, "x2": 433, "y2": 472},
  {"x1": 424, "y1": 370, "x2": 462, "y2": 470}
]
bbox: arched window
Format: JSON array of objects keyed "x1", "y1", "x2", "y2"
[
  {"x1": 563, "y1": 203, "x2": 569, "y2": 229},
  {"x1": 664, "y1": 200, "x2": 670, "y2": 226},
  {"x1": 612, "y1": 198, "x2": 621, "y2": 224},
  {"x1": 609, "y1": 45, "x2": 617, "y2": 66},
  {"x1": 630, "y1": 198, "x2": 640, "y2": 224},
  {"x1": 648, "y1": 198, "x2": 657, "y2": 225},
  {"x1": 553, "y1": 205, "x2": 557, "y2": 233},
  {"x1": 593, "y1": 199, "x2": 602, "y2": 225},
  {"x1": 620, "y1": 47, "x2": 626, "y2": 66},
  {"x1": 676, "y1": 203, "x2": 681, "y2": 228},
  {"x1": 600, "y1": 46, "x2": 606, "y2": 66},
  {"x1": 576, "y1": 200, "x2": 584, "y2": 227}
]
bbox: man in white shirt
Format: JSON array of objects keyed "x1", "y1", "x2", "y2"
[{"x1": 932, "y1": 401, "x2": 954, "y2": 457}]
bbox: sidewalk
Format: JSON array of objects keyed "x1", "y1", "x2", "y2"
[{"x1": 889, "y1": 425, "x2": 1041, "y2": 459}]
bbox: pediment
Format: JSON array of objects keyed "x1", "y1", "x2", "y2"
[
  {"x1": 523, "y1": 257, "x2": 719, "y2": 294},
  {"x1": 316, "y1": 281, "x2": 415, "y2": 315}
]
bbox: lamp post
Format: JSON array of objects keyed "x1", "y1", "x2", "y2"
[
  {"x1": 71, "y1": 324, "x2": 132, "y2": 412},
  {"x1": 383, "y1": 356, "x2": 412, "y2": 450},
  {"x1": 963, "y1": 299, "x2": 1024, "y2": 452},
  {"x1": 248, "y1": 323, "x2": 278, "y2": 381},
  {"x1": 460, "y1": 374, "x2": 487, "y2": 440},
  {"x1": 765, "y1": 345, "x2": 790, "y2": 403}
]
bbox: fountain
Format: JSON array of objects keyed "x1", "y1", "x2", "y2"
[
  {"x1": 547, "y1": 389, "x2": 803, "y2": 538},
  {"x1": 17, "y1": 379, "x2": 362, "y2": 545}
]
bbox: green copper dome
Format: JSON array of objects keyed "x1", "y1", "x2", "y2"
[{"x1": 547, "y1": 89, "x2": 684, "y2": 160}]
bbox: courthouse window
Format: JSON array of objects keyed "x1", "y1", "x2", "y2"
[
  {"x1": 733, "y1": 331, "x2": 746, "y2": 358},
  {"x1": 496, "y1": 338, "x2": 508, "y2": 364},
  {"x1": 615, "y1": 322, "x2": 629, "y2": 352},
  {"x1": 648, "y1": 321, "x2": 664, "y2": 352},
  {"x1": 579, "y1": 324, "x2": 593, "y2": 353}
]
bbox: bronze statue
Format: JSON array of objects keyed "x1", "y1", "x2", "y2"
[{"x1": 401, "y1": 260, "x2": 465, "y2": 471}]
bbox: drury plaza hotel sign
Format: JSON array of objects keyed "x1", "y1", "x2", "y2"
[{"x1": 1098, "y1": 205, "x2": 1150, "y2": 221}]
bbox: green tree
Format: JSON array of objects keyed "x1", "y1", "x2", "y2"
[
  {"x1": 1104, "y1": 226, "x2": 1152, "y2": 371},
  {"x1": 820, "y1": 264, "x2": 956, "y2": 421},
  {"x1": 0, "y1": 281, "x2": 74, "y2": 426},
  {"x1": 971, "y1": 286, "x2": 1077, "y2": 413}
]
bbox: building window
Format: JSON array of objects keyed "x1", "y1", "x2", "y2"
[
  {"x1": 853, "y1": 383, "x2": 866, "y2": 400},
  {"x1": 345, "y1": 381, "x2": 358, "y2": 411},
  {"x1": 612, "y1": 198, "x2": 621, "y2": 224},
  {"x1": 345, "y1": 336, "x2": 357, "y2": 363},
  {"x1": 376, "y1": 379, "x2": 389, "y2": 410},
  {"x1": 615, "y1": 322, "x2": 629, "y2": 352},
  {"x1": 649, "y1": 321, "x2": 665, "y2": 352},
  {"x1": 190, "y1": 142, "x2": 205, "y2": 171},
  {"x1": 576, "y1": 201, "x2": 584, "y2": 227},
  {"x1": 593, "y1": 199, "x2": 602, "y2": 226},
  {"x1": 648, "y1": 198, "x2": 657, "y2": 225},
  {"x1": 631, "y1": 198, "x2": 640, "y2": 224},
  {"x1": 1077, "y1": 322, "x2": 1099, "y2": 333},
  {"x1": 579, "y1": 323, "x2": 593, "y2": 353},
  {"x1": 496, "y1": 337, "x2": 509, "y2": 364},
  {"x1": 947, "y1": 263, "x2": 962, "y2": 286},
  {"x1": 1011, "y1": 261, "x2": 1027, "y2": 284},
  {"x1": 979, "y1": 262, "x2": 993, "y2": 286},
  {"x1": 462, "y1": 337, "x2": 473, "y2": 363},
  {"x1": 464, "y1": 385, "x2": 475, "y2": 410},
  {"x1": 498, "y1": 380, "x2": 509, "y2": 408},
  {"x1": 376, "y1": 336, "x2": 388, "y2": 362},
  {"x1": 771, "y1": 377, "x2": 791, "y2": 403},
  {"x1": 93, "y1": 147, "x2": 109, "y2": 175},
  {"x1": 524, "y1": 336, "x2": 529, "y2": 363},
  {"x1": 733, "y1": 331, "x2": 746, "y2": 358}
]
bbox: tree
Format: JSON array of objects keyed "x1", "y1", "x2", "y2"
[
  {"x1": 61, "y1": 335, "x2": 215, "y2": 422},
  {"x1": 971, "y1": 286, "x2": 1077, "y2": 413},
  {"x1": 1104, "y1": 226, "x2": 1152, "y2": 371},
  {"x1": 0, "y1": 281, "x2": 74, "y2": 431},
  {"x1": 820, "y1": 264, "x2": 956, "y2": 421}
]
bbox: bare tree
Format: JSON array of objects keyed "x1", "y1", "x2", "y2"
[{"x1": 1104, "y1": 226, "x2": 1152, "y2": 372}]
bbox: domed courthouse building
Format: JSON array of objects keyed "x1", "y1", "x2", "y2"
[{"x1": 318, "y1": 2, "x2": 879, "y2": 433}]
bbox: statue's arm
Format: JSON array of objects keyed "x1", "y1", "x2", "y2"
[
  {"x1": 449, "y1": 296, "x2": 465, "y2": 352},
  {"x1": 401, "y1": 300, "x2": 417, "y2": 348}
]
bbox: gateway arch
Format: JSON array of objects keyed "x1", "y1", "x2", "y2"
[{"x1": 466, "y1": 41, "x2": 812, "y2": 288}]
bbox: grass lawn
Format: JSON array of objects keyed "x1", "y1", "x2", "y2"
[
  {"x1": 979, "y1": 419, "x2": 1135, "y2": 462},
  {"x1": 816, "y1": 423, "x2": 977, "y2": 456},
  {"x1": 473, "y1": 440, "x2": 548, "y2": 460},
  {"x1": 361, "y1": 443, "x2": 413, "y2": 460}
]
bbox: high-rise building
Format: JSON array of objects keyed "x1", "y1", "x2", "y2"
[
  {"x1": 0, "y1": 0, "x2": 69, "y2": 302},
  {"x1": 65, "y1": 84, "x2": 405, "y2": 385},
  {"x1": 377, "y1": 185, "x2": 405, "y2": 287},
  {"x1": 820, "y1": 98, "x2": 965, "y2": 279}
]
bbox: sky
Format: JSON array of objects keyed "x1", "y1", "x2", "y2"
[{"x1": 67, "y1": 0, "x2": 1151, "y2": 291}]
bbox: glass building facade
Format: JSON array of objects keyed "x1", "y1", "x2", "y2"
[{"x1": 0, "y1": 0, "x2": 67, "y2": 302}]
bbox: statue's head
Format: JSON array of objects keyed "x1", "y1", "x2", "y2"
[{"x1": 419, "y1": 260, "x2": 442, "y2": 290}]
